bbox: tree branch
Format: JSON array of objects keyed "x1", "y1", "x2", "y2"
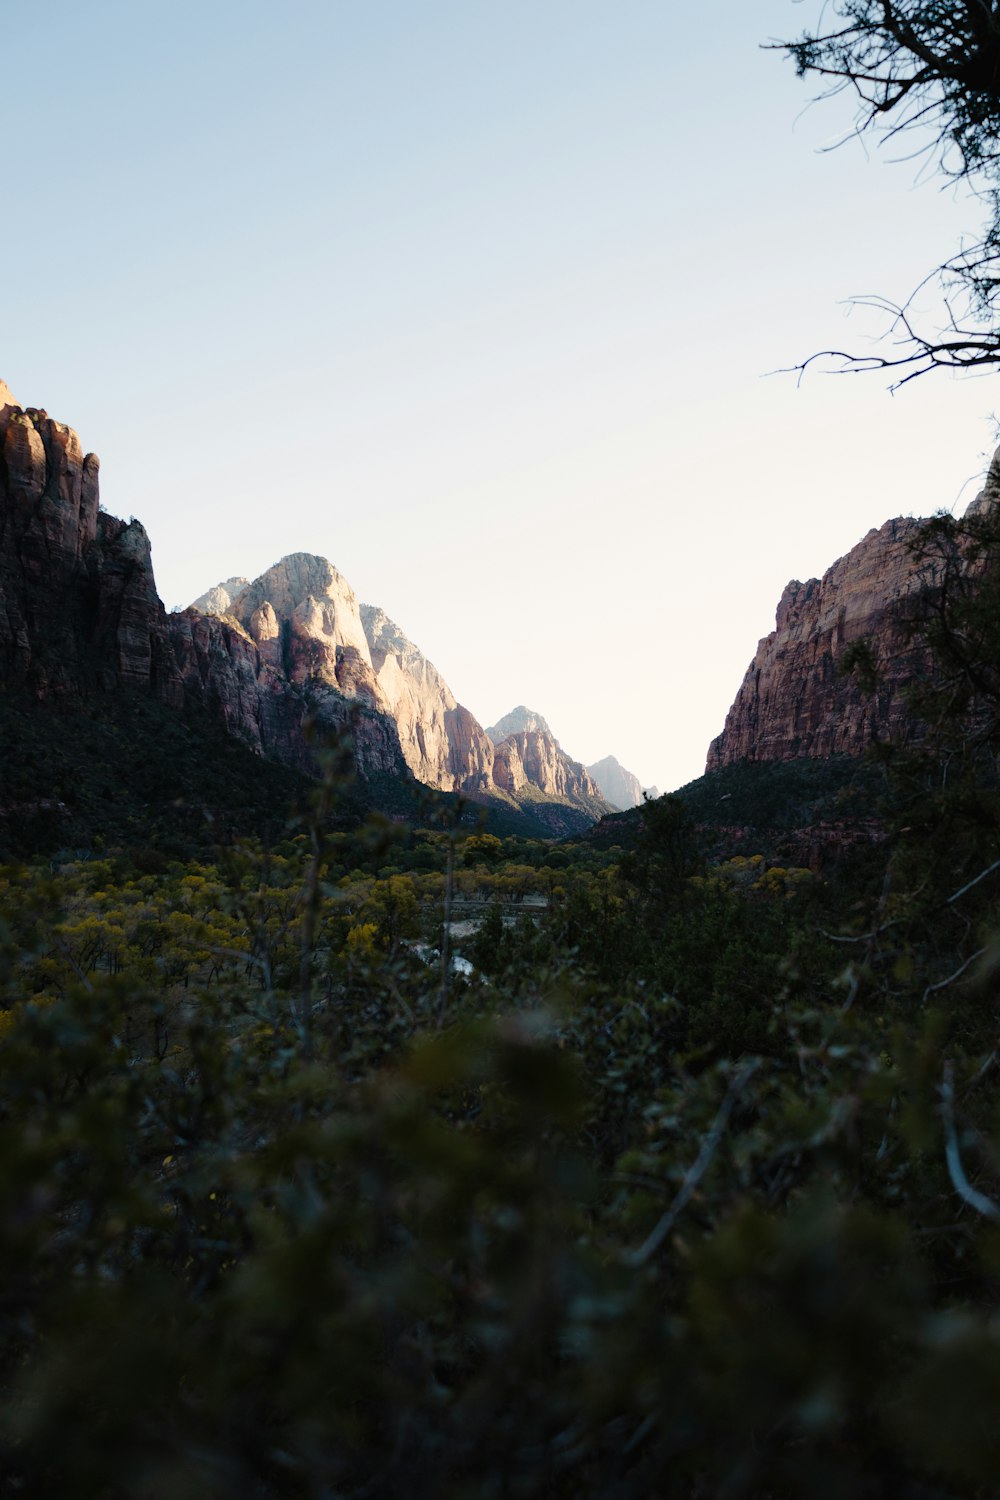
[
  {"x1": 623, "y1": 1060, "x2": 759, "y2": 1269},
  {"x1": 941, "y1": 1060, "x2": 1000, "y2": 1223}
]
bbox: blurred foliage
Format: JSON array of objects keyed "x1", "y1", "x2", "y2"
[{"x1": 3, "y1": 513, "x2": 1000, "y2": 1494}]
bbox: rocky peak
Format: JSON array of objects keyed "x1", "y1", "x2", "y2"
[
  {"x1": 587, "y1": 754, "x2": 646, "y2": 811},
  {"x1": 963, "y1": 444, "x2": 1000, "y2": 519},
  {"x1": 0, "y1": 380, "x2": 174, "y2": 696},
  {"x1": 486, "y1": 705, "x2": 553, "y2": 742},
  {"x1": 492, "y1": 727, "x2": 608, "y2": 809},
  {"x1": 189, "y1": 576, "x2": 250, "y2": 617},
  {"x1": 195, "y1": 553, "x2": 380, "y2": 704},
  {"x1": 189, "y1": 557, "x2": 610, "y2": 826}
]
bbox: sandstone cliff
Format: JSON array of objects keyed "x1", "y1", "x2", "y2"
[
  {"x1": 222, "y1": 555, "x2": 383, "y2": 706},
  {"x1": 0, "y1": 383, "x2": 408, "y2": 785},
  {"x1": 194, "y1": 560, "x2": 495, "y2": 792},
  {"x1": 361, "y1": 604, "x2": 496, "y2": 791},
  {"x1": 0, "y1": 380, "x2": 182, "y2": 701},
  {"x1": 194, "y1": 562, "x2": 611, "y2": 825},
  {"x1": 486, "y1": 707, "x2": 611, "y2": 820},
  {"x1": 485, "y1": 705, "x2": 552, "y2": 741},
  {"x1": 707, "y1": 516, "x2": 935, "y2": 771},
  {"x1": 1, "y1": 375, "x2": 611, "y2": 833}
]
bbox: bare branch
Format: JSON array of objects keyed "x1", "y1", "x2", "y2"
[
  {"x1": 922, "y1": 944, "x2": 989, "y2": 1001},
  {"x1": 771, "y1": 1, "x2": 1000, "y2": 384},
  {"x1": 623, "y1": 1060, "x2": 759, "y2": 1270},
  {"x1": 947, "y1": 854, "x2": 1000, "y2": 903},
  {"x1": 941, "y1": 1060, "x2": 1000, "y2": 1223}
]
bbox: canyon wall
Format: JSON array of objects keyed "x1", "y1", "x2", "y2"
[
  {"x1": 0, "y1": 375, "x2": 615, "y2": 830},
  {"x1": 0, "y1": 383, "x2": 408, "y2": 782},
  {"x1": 195, "y1": 566, "x2": 612, "y2": 824},
  {"x1": 707, "y1": 517, "x2": 933, "y2": 771}
]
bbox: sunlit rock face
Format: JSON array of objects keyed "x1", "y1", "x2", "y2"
[
  {"x1": 193, "y1": 559, "x2": 495, "y2": 792},
  {"x1": 182, "y1": 554, "x2": 410, "y2": 775},
  {"x1": 189, "y1": 576, "x2": 249, "y2": 617},
  {"x1": 707, "y1": 438, "x2": 1000, "y2": 774},
  {"x1": 498, "y1": 728, "x2": 606, "y2": 805},
  {"x1": 361, "y1": 604, "x2": 495, "y2": 791},
  {"x1": 193, "y1": 561, "x2": 611, "y2": 822},
  {"x1": 0, "y1": 376, "x2": 609, "y2": 821},
  {"x1": 706, "y1": 516, "x2": 935, "y2": 771},
  {"x1": 487, "y1": 706, "x2": 611, "y2": 817},
  {"x1": 587, "y1": 754, "x2": 645, "y2": 810},
  {"x1": 485, "y1": 705, "x2": 552, "y2": 741},
  {"x1": 220, "y1": 554, "x2": 382, "y2": 705}
]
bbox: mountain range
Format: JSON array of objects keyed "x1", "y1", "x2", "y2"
[
  {"x1": 0, "y1": 378, "x2": 642, "y2": 841},
  {"x1": 4, "y1": 371, "x2": 994, "y2": 858},
  {"x1": 186, "y1": 554, "x2": 613, "y2": 831}
]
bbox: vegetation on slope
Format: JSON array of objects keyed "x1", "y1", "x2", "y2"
[{"x1": 2, "y1": 510, "x2": 1000, "y2": 1495}]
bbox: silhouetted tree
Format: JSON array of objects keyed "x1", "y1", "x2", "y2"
[{"x1": 775, "y1": 1, "x2": 1000, "y2": 384}]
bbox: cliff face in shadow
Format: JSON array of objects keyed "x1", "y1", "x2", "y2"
[
  {"x1": 707, "y1": 517, "x2": 935, "y2": 771},
  {"x1": 0, "y1": 381, "x2": 409, "y2": 786},
  {"x1": 0, "y1": 380, "x2": 177, "y2": 700},
  {"x1": 707, "y1": 442, "x2": 1000, "y2": 775},
  {"x1": 1, "y1": 379, "x2": 611, "y2": 833}
]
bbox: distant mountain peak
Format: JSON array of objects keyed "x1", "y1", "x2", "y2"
[
  {"x1": 189, "y1": 576, "x2": 250, "y2": 617},
  {"x1": 587, "y1": 754, "x2": 647, "y2": 811},
  {"x1": 486, "y1": 706, "x2": 553, "y2": 743}
]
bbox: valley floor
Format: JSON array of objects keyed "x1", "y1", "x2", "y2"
[{"x1": 2, "y1": 752, "x2": 1000, "y2": 1496}]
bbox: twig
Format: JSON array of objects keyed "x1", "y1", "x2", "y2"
[
  {"x1": 923, "y1": 945, "x2": 988, "y2": 1003},
  {"x1": 941, "y1": 1061, "x2": 1000, "y2": 1224},
  {"x1": 947, "y1": 856, "x2": 1000, "y2": 906},
  {"x1": 623, "y1": 1060, "x2": 759, "y2": 1269}
]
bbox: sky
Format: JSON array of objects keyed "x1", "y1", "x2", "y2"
[{"x1": 4, "y1": 0, "x2": 998, "y2": 794}]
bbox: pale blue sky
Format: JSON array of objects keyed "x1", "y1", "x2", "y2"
[{"x1": 4, "y1": 2, "x2": 995, "y2": 790}]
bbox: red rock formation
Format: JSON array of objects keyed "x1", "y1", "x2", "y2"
[
  {"x1": 707, "y1": 516, "x2": 934, "y2": 771},
  {"x1": 0, "y1": 382, "x2": 409, "y2": 784},
  {"x1": 491, "y1": 729, "x2": 603, "y2": 803},
  {"x1": 0, "y1": 377, "x2": 608, "y2": 828},
  {"x1": 0, "y1": 386, "x2": 181, "y2": 700},
  {"x1": 198, "y1": 572, "x2": 610, "y2": 821}
]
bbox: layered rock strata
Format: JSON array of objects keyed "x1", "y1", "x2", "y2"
[
  {"x1": 1, "y1": 375, "x2": 612, "y2": 829},
  {"x1": 492, "y1": 727, "x2": 606, "y2": 807},
  {"x1": 707, "y1": 516, "x2": 934, "y2": 771},
  {"x1": 196, "y1": 560, "x2": 495, "y2": 792},
  {"x1": 0, "y1": 381, "x2": 181, "y2": 700},
  {"x1": 707, "y1": 440, "x2": 1000, "y2": 774},
  {"x1": 0, "y1": 383, "x2": 407, "y2": 782},
  {"x1": 485, "y1": 705, "x2": 553, "y2": 741},
  {"x1": 195, "y1": 566, "x2": 611, "y2": 820},
  {"x1": 361, "y1": 604, "x2": 495, "y2": 791}
]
